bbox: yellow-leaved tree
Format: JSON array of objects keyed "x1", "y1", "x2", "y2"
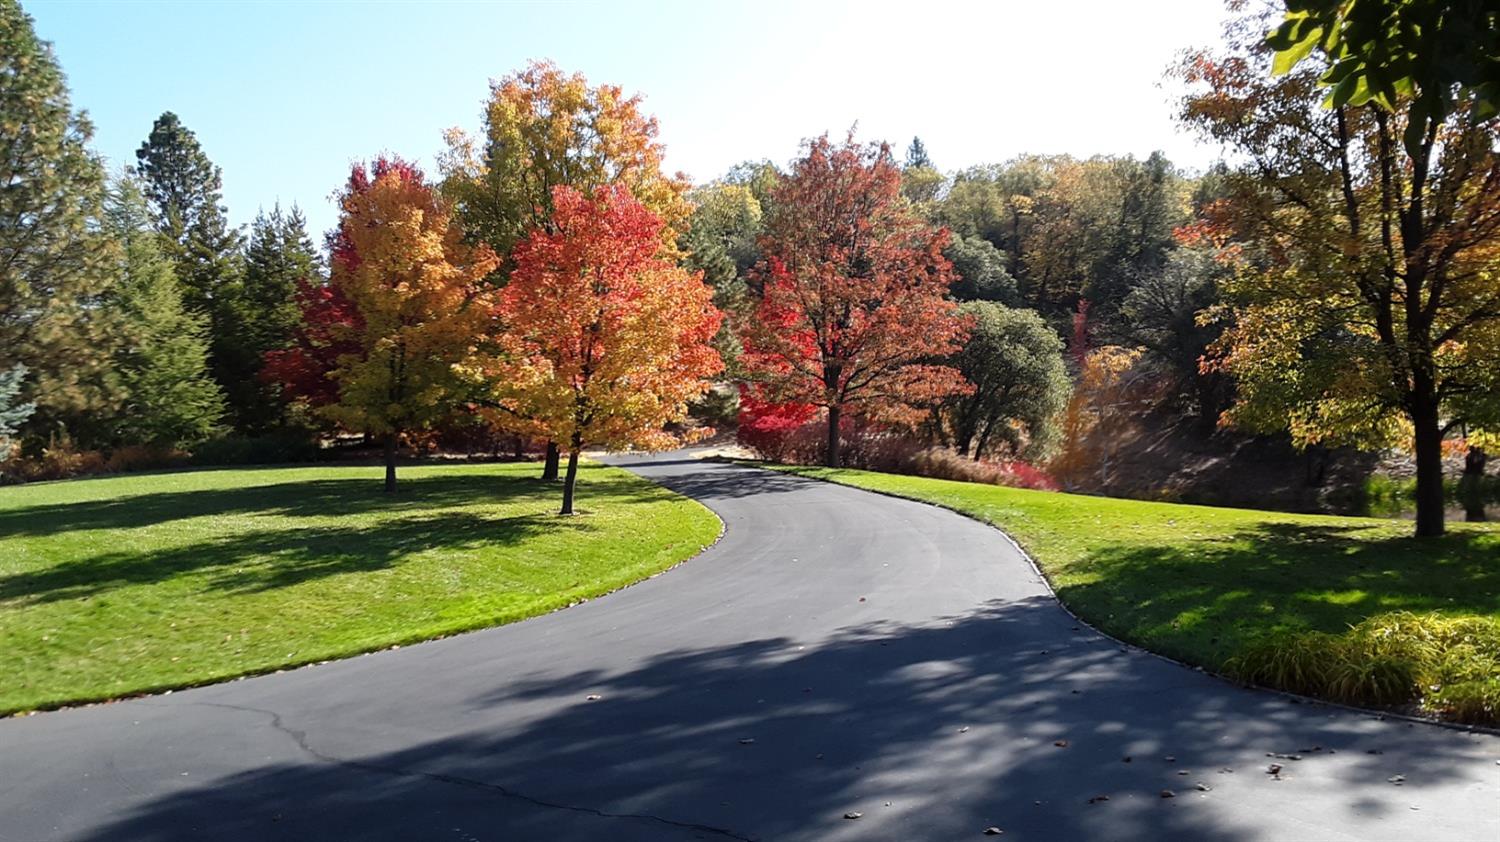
[{"x1": 323, "y1": 157, "x2": 499, "y2": 492}]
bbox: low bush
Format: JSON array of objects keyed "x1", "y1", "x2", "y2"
[
  {"x1": 1229, "y1": 611, "x2": 1500, "y2": 723},
  {"x1": 190, "y1": 430, "x2": 321, "y2": 466}
]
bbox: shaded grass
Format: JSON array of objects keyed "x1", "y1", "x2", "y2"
[
  {"x1": 764, "y1": 463, "x2": 1500, "y2": 718},
  {"x1": 0, "y1": 462, "x2": 720, "y2": 714}
]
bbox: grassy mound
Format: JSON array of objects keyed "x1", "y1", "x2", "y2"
[{"x1": 0, "y1": 462, "x2": 720, "y2": 714}]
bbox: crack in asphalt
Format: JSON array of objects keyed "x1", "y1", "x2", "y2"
[{"x1": 170, "y1": 701, "x2": 756, "y2": 842}]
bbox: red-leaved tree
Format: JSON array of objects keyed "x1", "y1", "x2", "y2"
[
  {"x1": 739, "y1": 134, "x2": 971, "y2": 467},
  {"x1": 484, "y1": 185, "x2": 722, "y2": 514}
]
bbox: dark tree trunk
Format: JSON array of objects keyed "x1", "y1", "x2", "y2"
[
  {"x1": 560, "y1": 447, "x2": 581, "y2": 515},
  {"x1": 512, "y1": 435, "x2": 524, "y2": 461},
  {"x1": 1411, "y1": 392, "x2": 1446, "y2": 537},
  {"x1": 1461, "y1": 446, "x2": 1488, "y2": 522},
  {"x1": 383, "y1": 433, "x2": 398, "y2": 493},
  {"x1": 825, "y1": 404, "x2": 841, "y2": 468},
  {"x1": 542, "y1": 441, "x2": 560, "y2": 480}
]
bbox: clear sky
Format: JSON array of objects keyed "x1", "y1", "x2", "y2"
[{"x1": 27, "y1": 0, "x2": 1233, "y2": 242}]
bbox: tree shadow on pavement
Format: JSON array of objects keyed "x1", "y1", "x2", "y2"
[{"x1": 71, "y1": 596, "x2": 1494, "y2": 842}]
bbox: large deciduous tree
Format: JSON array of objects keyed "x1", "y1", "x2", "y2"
[
  {"x1": 440, "y1": 59, "x2": 690, "y2": 479},
  {"x1": 739, "y1": 134, "x2": 971, "y2": 468},
  {"x1": 1179, "y1": 11, "x2": 1500, "y2": 537},
  {"x1": 317, "y1": 157, "x2": 499, "y2": 492},
  {"x1": 485, "y1": 185, "x2": 721, "y2": 514},
  {"x1": 0, "y1": 0, "x2": 120, "y2": 438}
]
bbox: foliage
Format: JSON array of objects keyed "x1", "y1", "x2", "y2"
[
  {"x1": 482, "y1": 185, "x2": 722, "y2": 512},
  {"x1": 261, "y1": 277, "x2": 361, "y2": 411},
  {"x1": 940, "y1": 302, "x2": 1070, "y2": 460},
  {"x1": 0, "y1": 462, "x2": 720, "y2": 714},
  {"x1": 1119, "y1": 244, "x2": 1233, "y2": 422},
  {"x1": 218, "y1": 204, "x2": 322, "y2": 431},
  {"x1": 133, "y1": 112, "x2": 244, "y2": 351},
  {"x1": 101, "y1": 177, "x2": 224, "y2": 448},
  {"x1": 1268, "y1": 0, "x2": 1500, "y2": 153},
  {"x1": 681, "y1": 181, "x2": 763, "y2": 371},
  {"x1": 0, "y1": 0, "x2": 120, "y2": 435},
  {"x1": 440, "y1": 60, "x2": 690, "y2": 267},
  {"x1": 1048, "y1": 344, "x2": 1147, "y2": 489},
  {"x1": 766, "y1": 462, "x2": 1499, "y2": 724},
  {"x1": 1231, "y1": 611, "x2": 1500, "y2": 722},
  {"x1": 1179, "y1": 11, "x2": 1500, "y2": 536},
  {"x1": 739, "y1": 134, "x2": 971, "y2": 467},
  {"x1": 735, "y1": 391, "x2": 819, "y2": 462},
  {"x1": 904, "y1": 136, "x2": 934, "y2": 170},
  {"x1": 0, "y1": 365, "x2": 34, "y2": 462},
  {"x1": 189, "y1": 430, "x2": 321, "y2": 466},
  {"x1": 315, "y1": 157, "x2": 498, "y2": 487},
  {"x1": 944, "y1": 234, "x2": 1018, "y2": 303}
]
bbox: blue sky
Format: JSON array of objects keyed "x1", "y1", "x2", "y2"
[{"x1": 29, "y1": 0, "x2": 1232, "y2": 242}]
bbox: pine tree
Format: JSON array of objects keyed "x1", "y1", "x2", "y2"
[
  {"x1": 905, "y1": 136, "x2": 933, "y2": 170},
  {"x1": 134, "y1": 111, "x2": 244, "y2": 402},
  {"x1": 220, "y1": 204, "x2": 321, "y2": 430},
  {"x1": 103, "y1": 178, "x2": 225, "y2": 447},
  {"x1": 0, "y1": 0, "x2": 122, "y2": 437}
]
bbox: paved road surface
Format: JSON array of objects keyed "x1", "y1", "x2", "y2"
[{"x1": 1, "y1": 455, "x2": 1496, "y2": 841}]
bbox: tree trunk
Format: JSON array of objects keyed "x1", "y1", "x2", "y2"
[
  {"x1": 542, "y1": 441, "x2": 560, "y2": 480},
  {"x1": 560, "y1": 447, "x2": 581, "y2": 515},
  {"x1": 1461, "y1": 446, "x2": 1488, "y2": 523},
  {"x1": 512, "y1": 435, "x2": 524, "y2": 461},
  {"x1": 383, "y1": 433, "x2": 398, "y2": 493},
  {"x1": 825, "y1": 404, "x2": 841, "y2": 468},
  {"x1": 1411, "y1": 394, "x2": 1446, "y2": 537}
]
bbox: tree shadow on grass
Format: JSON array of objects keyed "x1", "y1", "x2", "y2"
[
  {"x1": 0, "y1": 510, "x2": 595, "y2": 605},
  {"x1": 1055, "y1": 521, "x2": 1500, "y2": 666},
  {"x1": 67, "y1": 597, "x2": 1496, "y2": 842}
]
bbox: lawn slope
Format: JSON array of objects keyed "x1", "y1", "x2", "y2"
[
  {"x1": 0, "y1": 462, "x2": 720, "y2": 714},
  {"x1": 768, "y1": 464, "x2": 1499, "y2": 686}
]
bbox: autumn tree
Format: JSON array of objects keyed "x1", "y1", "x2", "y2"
[
  {"x1": 484, "y1": 185, "x2": 721, "y2": 514},
  {"x1": 317, "y1": 157, "x2": 499, "y2": 492},
  {"x1": 740, "y1": 134, "x2": 971, "y2": 468},
  {"x1": 1179, "y1": 11, "x2": 1500, "y2": 536},
  {"x1": 0, "y1": 0, "x2": 121, "y2": 439},
  {"x1": 440, "y1": 59, "x2": 690, "y2": 478}
]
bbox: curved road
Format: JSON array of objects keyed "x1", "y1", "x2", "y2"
[{"x1": 1, "y1": 456, "x2": 1496, "y2": 841}]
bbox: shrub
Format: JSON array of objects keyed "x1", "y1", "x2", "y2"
[
  {"x1": 1228, "y1": 611, "x2": 1500, "y2": 723},
  {"x1": 191, "y1": 431, "x2": 321, "y2": 466},
  {"x1": 104, "y1": 445, "x2": 187, "y2": 474}
]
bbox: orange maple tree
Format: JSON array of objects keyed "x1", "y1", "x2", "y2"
[
  {"x1": 739, "y1": 134, "x2": 971, "y2": 467},
  {"x1": 317, "y1": 157, "x2": 499, "y2": 491},
  {"x1": 485, "y1": 185, "x2": 722, "y2": 513}
]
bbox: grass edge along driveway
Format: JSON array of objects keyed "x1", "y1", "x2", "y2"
[
  {"x1": 0, "y1": 461, "x2": 721, "y2": 715},
  {"x1": 764, "y1": 462, "x2": 1500, "y2": 722}
]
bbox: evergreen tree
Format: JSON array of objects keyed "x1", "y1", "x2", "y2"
[
  {"x1": 0, "y1": 0, "x2": 122, "y2": 437},
  {"x1": 905, "y1": 136, "x2": 933, "y2": 170},
  {"x1": 219, "y1": 204, "x2": 321, "y2": 430},
  {"x1": 134, "y1": 111, "x2": 244, "y2": 400},
  {"x1": 0, "y1": 364, "x2": 34, "y2": 461},
  {"x1": 103, "y1": 178, "x2": 224, "y2": 447}
]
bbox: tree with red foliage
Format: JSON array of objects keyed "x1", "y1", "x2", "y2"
[
  {"x1": 739, "y1": 134, "x2": 971, "y2": 467},
  {"x1": 483, "y1": 185, "x2": 721, "y2": 514},
  {"x1": 260, "y1": 278, "x2": 360, "y2": 409}
]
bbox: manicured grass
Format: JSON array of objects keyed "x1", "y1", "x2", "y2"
[
  {"x1": 766, "y1": 463, "x2": 1500, "y2": 674},
  {"x1": 0, "y1": 462, "x2": 720, "y2": 715}
]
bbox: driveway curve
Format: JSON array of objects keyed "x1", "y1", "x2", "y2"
[{"x1": 1, "y1": 455, "x2": 1496, "y2": 841}]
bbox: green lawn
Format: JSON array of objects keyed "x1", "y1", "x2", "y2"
[
  {"x1": 766, "y1": 464, "x2": 1500, "y2": 671},
  {"x1": 0, "y1": 462, "x2": 720, "y2": 715}
]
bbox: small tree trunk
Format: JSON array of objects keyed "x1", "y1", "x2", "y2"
[
  {"x1": 560, "y1": 448, "x2": 581, "y2": 515},
  {"x1": 1411, "y1": 394, "x2": 1446, "y2": 537},
  {"x1": 1461, "y1": 446, "x2": 1488, "y2": 523},
  {"x1": 542, "y1": 441, "x2": 560, "y2": 480},
  {"x1": 383, "y1": 432, "x2": 398, "y2": 493},
  {"x1": 512, "y1": 435, "x2": 524, "y2": 461},
  {"x1": 825, "y1": 404, "x2": 841, "y2": 468}
]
